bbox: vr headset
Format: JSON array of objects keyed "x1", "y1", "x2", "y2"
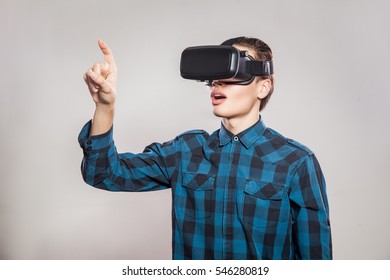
[{"x1": 180, "y1": 45, "x2": 273, "y2": 86}]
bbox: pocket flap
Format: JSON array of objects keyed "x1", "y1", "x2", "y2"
[
  {"x1": 182, "y1": 172, "x2": 215, "y2": 191},
  {"x1": 244, "y1": 180, "x2": 285, "y2": 200}
]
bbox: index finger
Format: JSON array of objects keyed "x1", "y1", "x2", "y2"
[{"x1": 97, "y1": 39, "x2": 116, "y2": 67}]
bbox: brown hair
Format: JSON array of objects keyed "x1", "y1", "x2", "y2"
[{"x1": 222, "y1": 36, "x2": 275, "y2": 111}]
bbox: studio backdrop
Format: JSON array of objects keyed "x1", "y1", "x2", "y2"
[{"x1": 1, "y1": 0, "x2": 389, "y2": 259}]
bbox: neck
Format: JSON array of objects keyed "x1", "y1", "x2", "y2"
[{"x1": 222, "y1": 114, "x2": 260, "y2": 135}]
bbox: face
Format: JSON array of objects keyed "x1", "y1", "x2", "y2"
[{"x1": 207, "y1": 45, "x2": 270, "y2": 121}]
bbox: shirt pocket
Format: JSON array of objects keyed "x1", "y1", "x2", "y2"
[
  {"x1": 180, "y1": 172, "x2": 215, "y2": 220},
  {"x1": 237, "y1": 179, "x2": 288, "y2": 228}
]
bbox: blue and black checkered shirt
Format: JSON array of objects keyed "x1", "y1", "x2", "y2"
[{"x1": 78, "y1": 117, "x2": 332, "y2": 259}]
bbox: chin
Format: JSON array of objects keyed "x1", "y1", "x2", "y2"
[{"x1": 212, "y1": 108, "x2": 233, "y2": 119}]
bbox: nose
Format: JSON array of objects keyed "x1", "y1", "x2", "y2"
[{"x1": 208, "y1": 81, "x2": 225, "y2": 87}]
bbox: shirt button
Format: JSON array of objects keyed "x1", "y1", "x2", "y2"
[
  {"x1": 233, "y1": 136, "x2": 239, "y2": 141},
  {"x1": 87, "y1": 140, "x2": 92, "y2": 145}
]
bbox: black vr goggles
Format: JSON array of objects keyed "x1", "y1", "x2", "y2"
[{"x1": 180, "y1": 45, "x2": 274, "y2": 86}]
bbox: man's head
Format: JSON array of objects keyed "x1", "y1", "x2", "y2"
[
  {"x1": 207, "y1": 37, "x2": 274, "y2": 123},
  {"x1": 220, "y1": 36, "x2": 275, "y2": 112},
  {"x1": 180, "y1": 36, "x2": 275, "y2": 123}
]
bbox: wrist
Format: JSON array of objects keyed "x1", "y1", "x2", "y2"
[
  {"x1": 90, "y1": 104, "x2": 115, "y2": 136},
  {"x1": 95, "y1": 103, "x2": 115, "y2": 114}
]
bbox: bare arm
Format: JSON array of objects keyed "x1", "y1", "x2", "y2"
[{"x1": 83, "y1": 40, "x2": 118, "y2": 136}]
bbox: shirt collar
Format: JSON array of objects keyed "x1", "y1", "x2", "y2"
[{"x1": 218, "y1": 117, "x2": 267, "y2": 148}]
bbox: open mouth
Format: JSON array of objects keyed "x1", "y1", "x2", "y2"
[
  {"x1": 211, "y1": 91, "x2": 227, "y2": 99},
  {"x1": 214, "y1": 94, "x2": 226, "y2": 99},
  {"x1": 211, "y1": 91, "x2": 227, "y2": 105}
]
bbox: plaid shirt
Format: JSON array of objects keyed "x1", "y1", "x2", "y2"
[{"x1": 78, "y1": 118, "x2": 332, "y2": 259}]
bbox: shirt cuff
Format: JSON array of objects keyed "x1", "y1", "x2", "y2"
[{"x1": 78, "y1": 120, "x2": 113, "y2": 155}]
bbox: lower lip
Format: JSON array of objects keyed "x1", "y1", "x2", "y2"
[{"x1": 211, "y1": 97, "x2": 226, "y2": 105}]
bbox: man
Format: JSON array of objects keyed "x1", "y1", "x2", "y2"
[{"x1": 78, "y1": 36, "x2": 332, "y2": 259}]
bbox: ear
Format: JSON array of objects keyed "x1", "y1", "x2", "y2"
[{"x1": 257, "y1": 79, "x2": 271, "y2": 100}]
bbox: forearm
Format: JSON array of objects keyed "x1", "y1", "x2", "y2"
[
  {"x1": 290, "y1": 154, "x2": 332, "y2": 259},
  {"x1": 90, "y1": 104, "x2": 115, "y2": 136},
  {"x1": 293, "y1": 209, "x2": 332, "y2": 259},
  {"x1": 78, "y1": 121, "x2": 174, "y2": 192}
]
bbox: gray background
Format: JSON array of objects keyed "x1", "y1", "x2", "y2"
[{"x1": 1, "y1": 0, "x2": 389, "y2": 259}]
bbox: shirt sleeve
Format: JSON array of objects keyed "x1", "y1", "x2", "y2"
[
  {"x1": 289, "y1": 154, "x2": 332, "y2": 259},
  {"x1": 77, "y1": 120, "x2": 177, "y2": 192}
]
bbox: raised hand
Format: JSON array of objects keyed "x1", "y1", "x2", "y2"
[
  {"x1": 84, "y1": 40, "x2": 118, "y2": 107},
  {"x1": 84, "y1": 40, "x2": 118, "y2": 136}
]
